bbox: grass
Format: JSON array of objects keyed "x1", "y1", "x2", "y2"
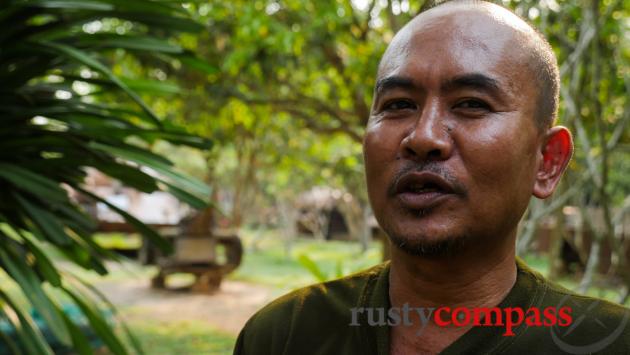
[
  {"x1": 94, "y1": 233, "x2": 142, "y2": 250},
  {"x1": 228, "y1": 228, "x2": 383, "y2": 293},
  {"x1": 121, "y1": 320, "x2": 235, "y2": 355}
]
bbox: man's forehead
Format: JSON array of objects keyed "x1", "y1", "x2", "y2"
[
  {"x1": 377, "y1": 1, "x2": 535, "y2": 80},
  {"x1": 415, "y1": 1, "x2": 533, "y2": 34}
]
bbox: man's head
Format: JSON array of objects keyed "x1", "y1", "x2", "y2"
[{"x1": 363, "y1": 0, "x2": 573, "y2": 257}]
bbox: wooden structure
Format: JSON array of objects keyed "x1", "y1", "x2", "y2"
[
  {"x1": 78, "y1": 169, "x2": 243, "y2": 292},
  {"x1": 295, "y1": 187, "x2": 351, "y2": 240},
  {"x1": 93, "y1": 203, "x2": 240, "y2": 295},
  {"x1": 98, "y1": 207, "x2": 242, "y2": 292},
  {"x1": 148, "y1": 231, "x2": 242, "y2": 292}
]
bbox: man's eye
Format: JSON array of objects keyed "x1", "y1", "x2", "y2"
[
  {"x1": 383, "y1": 100, "x2": 416, "y2": 111},
  {"x1": 454, "y1": 99, "x2": 490, "y2": 110}
]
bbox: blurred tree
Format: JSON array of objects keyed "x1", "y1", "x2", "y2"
[
  {"x1": 122, "y1": 0, "x2": 628, "y2": 298},
  {"x1": 0, "y1": 0, "x2": 213, "y2": 353},
  {"x1": 504, "y1": 0, "x2": 629, "y2": 302},
  {"x1": 160, "y1": 0, "x2": 424, "y2": 245},
  {"x1": 170, "y1": 0, "x2": 628, "y2": 263}
]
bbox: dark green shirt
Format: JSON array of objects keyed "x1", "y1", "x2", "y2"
[{"x1": 234, "y1": 259, "x2": 630, "y2": 354}]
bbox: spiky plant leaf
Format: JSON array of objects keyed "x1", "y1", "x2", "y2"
[{"x1": 0, "y1": 0, "x2": 212, "y2": 353}]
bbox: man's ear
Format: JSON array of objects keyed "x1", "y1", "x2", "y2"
[{"x1": 533, "y1": 126, "x2": 573, "y2": 199}]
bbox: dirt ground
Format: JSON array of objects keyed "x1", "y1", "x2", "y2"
[{"x1": 96, "y1": 277, "x2": 277, "y2": 335}]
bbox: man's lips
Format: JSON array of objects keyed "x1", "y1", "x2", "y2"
[{"x1": 394, "y1": 171, "x2": 457, "y2": 210}]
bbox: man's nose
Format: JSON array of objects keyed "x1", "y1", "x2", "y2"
[{"x1": 399, "y1": 102, "x2": 453, "y2": 162}]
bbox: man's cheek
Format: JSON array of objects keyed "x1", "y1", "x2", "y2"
[
  {"x1": 365, "y1": 124, "x2": 405, "y2": 157},
  {"x1": 364, "y1": 150, "x2": 395, "y2": 180}
]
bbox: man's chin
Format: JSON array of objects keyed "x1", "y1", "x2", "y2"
[{"x1": 388, "y1": 232, "x2": 473, "y2": 258}]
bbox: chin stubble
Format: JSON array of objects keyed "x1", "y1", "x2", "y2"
[{"x1": 388, "y1": 230, "x2": 474, "y2": 258}]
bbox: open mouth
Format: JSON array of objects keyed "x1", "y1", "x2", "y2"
[
  {"x1": 395, "y1": 172, "x2": 454, "y2": 195},
  {"x1": 393, "y1": 171, "x2": 456, "y2": 209},
  {"x1": 405, "y1": 181, "x2": 444, "y2": 194}
]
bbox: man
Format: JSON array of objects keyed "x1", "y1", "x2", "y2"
[{"x1": 234, "y1": 1, "x2": 630, "y2": 354}]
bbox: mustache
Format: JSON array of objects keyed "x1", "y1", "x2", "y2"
[{"x1": 386, "y1": 162, "x2": 468, "y2": 197}]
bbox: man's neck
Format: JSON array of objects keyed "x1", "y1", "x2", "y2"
[
  {"x1": 389, "y1": 243, "x2": 517, "y2": 308},
  {"x1": 388, "y1": 238, "x2": 518, "y2": 354}
]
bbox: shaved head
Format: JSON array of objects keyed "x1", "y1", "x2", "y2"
[
  {"x1": 366, "y1": 0, "x2": 570, "y2": 258},
  {"x1": 378, "y1": 0, "x2": 559, "y2": 130}
]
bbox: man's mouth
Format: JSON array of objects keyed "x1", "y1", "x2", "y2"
[
  {"x1": 405, "y1": 182, "x2": 444, "y2": 194},
  {"x1": 394, "y1": 172, "x2": 456, "y2": 210}
]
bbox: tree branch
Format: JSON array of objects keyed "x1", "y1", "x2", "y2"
[{"x1": 281, "y1": 107, "x2": 363, "y2": 142}]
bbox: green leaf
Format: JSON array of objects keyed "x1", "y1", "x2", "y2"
[
  {"x1": 65, "y1": 273, "x2": 145, "y2": 355},
  {"x1": 27, "y1": 1, "x2": 115, "y2": 11},
  {"x1": 69, "y1": 229, "x2": 119, "y2": 271},
  {"x1": 76, "y1": 34, "x2": 184, "y2": 54},
  {"x1": 90, "y1": 140, "x2": 173, "y2": 166},
  {"x1": 130, "y1": 129, "x2": 214, "y2": 150},
  {"x1": 107, "y1": 11, "x2": 204, "y2": 32},
  {"x1": 297, "y1": 254, "x2": 328, "y2": 282},
  {"x1": 0, "y1": 290, "x2": 55, "y2": 355},
  {"x1": 162, "y1": 180, "x2": 208, "y2": 209},
  {"x1": 0, "y1": 247, "x2": 71, "y2": 347},
  {"x1": 177, "y1": 55, "x2": 219, "y2": 75},
  {"x1": 19, "y1": 232, "x2": 63, "y2": 287},
  {"x1": 13, "y1": 194, "x2": 73, "y2": 246},
  {"x1": 59, "y1": 309, "x2": 95, "y2": 355},
  {"x1": 53, "y1": 203, "x2": 97, "y2": 235},
  {"x1": 0, "y1": 326, "x2": 22, "y2": 355},
  {"x1": 99, "y1": 0, "x2": 188, "y2": 16},
  {"x1": 75, "y1": 187, "x2": 173, "y2": 254},
  {"x1": 54, "y1": 241, "x2": 109, "y2": 276},
  {"x1": 0, "y1": 164, "x2": 69, "y2": 203},
  {"x1": 0, "y1": 2, "x2": 215, "y2": 353},
  {"x1": 89, "y1": 141, "x2": 210, "y2": 196},
  {"x1": 334, "y1": 259, "x2": 344, "y2": 279},
  {"x1": 122, "y1": 78, "x2": 181, "y2": 95},
  {"x1": 37, "y1": 41, "x2": 163, "y2": 127},
  {"x1": 98, "y1": 162, "x2": 161, "y2": 194},
  {"x1": 62, "y1": 286, "x2": 127, "y2": 355}
]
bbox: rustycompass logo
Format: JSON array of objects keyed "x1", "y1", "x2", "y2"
[{"x1": 349, "y1": 304, "x2": 573, "y2": 336}]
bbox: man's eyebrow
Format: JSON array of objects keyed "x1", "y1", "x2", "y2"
[
  {"x1": 441, "y1": 73, "x2": 502, "y2": 94},
  {"x1": 374, "y1": 76, "x2": 416, "y2": 95}
]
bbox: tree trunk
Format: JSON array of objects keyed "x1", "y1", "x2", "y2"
[
  {"x1": 548, "y1": 208, "x2": 566, "y2": 279},
  {"x1": 277, "y1": 199, "x2": 297, "y2": 256},
  {"x1": 578, "y1": 205, "x2": 601, "y2": 293}
]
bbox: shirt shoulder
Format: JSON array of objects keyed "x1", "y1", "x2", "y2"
[
  {"x1": 233, "y1": 262, "x2": 389, "y2": 355},
  {"x1": 520, "y1": 260, "x2": 630, "y2": 320},
  {"x1": 512, "y1": 260, "x2": 630, "y2": 353}
]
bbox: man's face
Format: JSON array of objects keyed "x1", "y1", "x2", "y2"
[{"x1": 363, "y1": 7, "x2": 544, "y2": 255}]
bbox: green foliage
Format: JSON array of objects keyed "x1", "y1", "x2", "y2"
[
  {"x1": 155, "y1": 1, "x2": 419, "y2": 224},
  {"x1": 232, "y1": 228, "x2": 382, "y2": 290},
  {"x1": 165, "y1": 1, "x2": 629, "y2": 262},
  {"x1": 296, "y1": 254, "x2": 329, "y2": 283},
  {"x1": 157, "y1": 1, "x2": 627, "y2": 230},
  {"x1": 0, "y1": 0, "x2": 212, "y2": 353},
  {"x1": 530, "y1": 0, "x2": 630, "y2": 203},
  {"x1": 297, "y1": 254, "x2": 346, "y2": 283},
  {"x1": 122, "y1": 319, "x2": 235, "y2": 355}
]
